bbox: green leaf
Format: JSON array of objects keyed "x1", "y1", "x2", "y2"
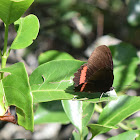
[
  {"x1": 109, "y1": 43, "x2": 139, "y2": 92},
  {"x1": 35, "y1": 51, "x2": 72, "y2": 125},
  {"x1": 108, "y1": 131, "x2": 138, "y2": 140},
  {"x1": 0, "y1": 0, "x2": 34, "y2": 25},
  {"x1": 29, "y1": 60, "x2": 117, "y2": 103},
  {"x1": 127, "y1": 0, "x2": 140, "y2": 26},
  {"x1": 113, "y1": 59, "x2": 138, "y2": 92},
  {"x1": 136, "y1": 136, "x2": 140, "y2": 140},
  {"x1": 11, "y1": 14, "x2": 39, "y2": 49},
  {"x1": 88, "y1": 124, "x2": 117, "y2": 138},
  {"x1": 110, "y1": 43, "x2": 138, "y2": 66},
  {"x1": 99, "y1": 95, "x2": 140, "y2": 126},
  {"x1": 89, "y1": 95, "x2": 140, "y2": 137},
  {"x1": 38, "y1": 50, "x2": 74, "y2": 65},
  {"x1": 130, "y1": 81, "x2": 140, "y2": 90},
  {"x1": 34, "y1": 101, "x2": 70, "y2": 124},
  {"x1": 124, "y1": 117, "x2": 140, "y2": 129},
  {"x1": 71, "y1": 127, "x2": 88, "y2": 140},
  {"x1": 0, "y1": 63, "x2": 33, "y2": 131},
  {"x1": 0, "y1": 81, "x2": 8, "y2": 115},
  {"x1": 62, "y1": 100, "x2": 94, "y2": 135}
]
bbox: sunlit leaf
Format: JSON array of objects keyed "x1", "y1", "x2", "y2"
[
  {"x1": 108, "y1": 131, "x2": 139, "y2": 140},
  {"x1": 62, "y1": 100, "x2": 94, "y2": 135},
  {"x1": 71, "y1": 127, "x2": 88, "y2": 140},
  {"x1": 0, "y1": 0, "x2": 34, "y2": 25},
  {"x1": 0, "y1": 63, "x2": 33, "y2": 131},
  {"x1": 11, "y1": 14, "x2": 39, "y2": 49},
  {"x1": 88, "y1": 124, "x2": 117, "y2": 138},
  {"x1": 99, "y1": 95, "x2": 140, "y2": 126},
  {"x1": 89, "y1": 95, "x2": 140, "y2": 137},
  {"x1": 109, "y1": 43, "x2": 139, "y2": 92}
]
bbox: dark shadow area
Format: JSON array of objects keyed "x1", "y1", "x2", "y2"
[
  {"x1": 65, "y1": 85, "x2": 112, "y2": 102},
  {"x1": 38, "y1": 100, "x2": 64, "y2": 112},
  {"x1": 39, "y1": 51, "x2": 73, "y2": 65}
]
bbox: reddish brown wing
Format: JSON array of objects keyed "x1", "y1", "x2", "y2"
[{"x1": 73, "y1": 45, "x2": 114, "y2": 93}]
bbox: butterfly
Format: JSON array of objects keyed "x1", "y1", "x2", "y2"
[{"x1": 73, "y1": 45, "x2": 114, "y2": 93}]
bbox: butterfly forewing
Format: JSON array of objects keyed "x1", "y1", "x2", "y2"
[{"x1": 87, "y1": 45, "x2": 113, "y2": 75}]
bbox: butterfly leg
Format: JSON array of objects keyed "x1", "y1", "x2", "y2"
[{"x1": 99, "y1": 92, "x2": 104, "y2": 101}]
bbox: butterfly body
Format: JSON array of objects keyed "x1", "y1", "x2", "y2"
[{"x1": 73, "y1": 45, "x2": 114, "y2": 93}]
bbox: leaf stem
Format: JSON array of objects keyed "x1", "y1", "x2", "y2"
[
  {"x1": 118, "y1": 122, "x2": 132, "y2": 131},
  {"x1": 95, "y1": 103, "x2": 103, "y2": 113},
  {"x1": 80, "y1": 132, "x2": 83, "y2": 140},
  {"x1": 1, "y1": 24, "x2": 9, "y2": 79}
]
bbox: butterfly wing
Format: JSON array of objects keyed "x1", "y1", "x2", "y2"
[{"x1": 73, "y1": 45, "x2": 114, "y2": 93}]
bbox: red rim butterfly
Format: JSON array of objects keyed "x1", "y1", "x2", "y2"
[{"x1": 73, "y1": 45, "x2": 114, "y2": 93}]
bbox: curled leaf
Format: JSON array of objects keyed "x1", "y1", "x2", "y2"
[{"x1": 0, "y1": 106, "x2": 17, "y2": 124}]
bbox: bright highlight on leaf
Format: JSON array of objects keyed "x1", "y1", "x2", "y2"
[
  {"x1": 11, "y1": 14, "x2": 39, "y2": 49},
  {"x1": 62, "y1": 100, "x2": 94, "y2": 136}
]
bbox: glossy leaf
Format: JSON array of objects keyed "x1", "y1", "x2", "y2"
[
  {"x1": 71, "y1": 127, "x2": 88, "y2": 140},
  {"x1": 62, "y1": 100, "x2": 94, "y2": 135},
  {"x1": 89, "y1": 95, "x2": 140, "y2": 137},
  {"x1": 109, "y1": 43, "x2": 139, "y2": 92},
  {"x1": 0, "y1": 63, "x2": 33, "y2": 131},
  {"x1": 11, "y1": 14, "x2": 39, "y2": 49},
  {"x1": 110, "y1": 43, "x2": 139, "y2": 66},
  {"x1": 88, "y1": 124, "x2": 117, "y2": 138},
  {"x1": 113, "y1": 59, "x2": 138, "y2": 92},
  {"x1": 0, "y1": 0, "x2": 34, "y2": 25},
  {"x1": 108, "y1": 131, "x2": 138, "y2": 140},
  {"x1": 99, "y1": 95, "x2": 140, "y2": 126},
  {"x1": 35, "y1": 51, "x2": 72, "y2": 124},
  {"x1": 29, "y1": 60, "x2": 117, "y2": 103},
  {"x1": 38, "y1": 50, "x2": 74, "y2": 65},
  {"x1": 34, "y1": 101, "x2": 69, "y2": 124}
]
